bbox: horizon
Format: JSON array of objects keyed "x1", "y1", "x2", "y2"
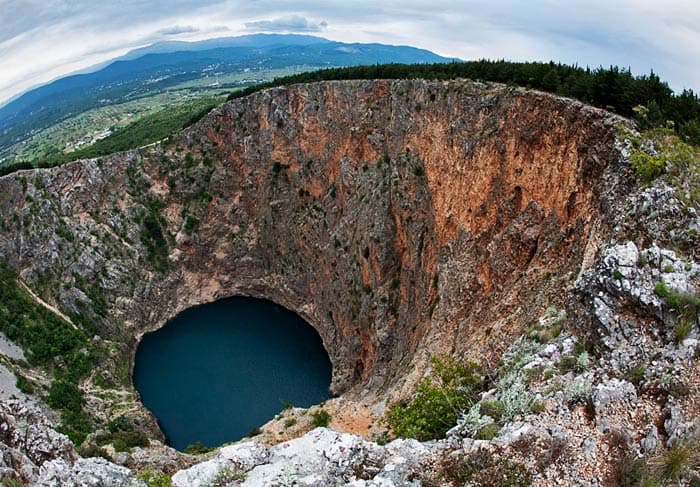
[{"x1": 1, "y1": 1, "x2": 699, "y2": 106}]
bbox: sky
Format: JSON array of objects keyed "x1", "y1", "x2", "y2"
[{"x1": 1, "y1": 0, "x2": 699, "y2": 105}]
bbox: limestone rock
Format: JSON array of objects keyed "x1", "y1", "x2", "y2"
[{"x1": 591, "y1": 379, "x2": 637, "y2": 416}]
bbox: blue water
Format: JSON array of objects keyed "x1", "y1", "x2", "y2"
[{"x1": 133, "y1": 297, "x2": 332, "y2": 450}]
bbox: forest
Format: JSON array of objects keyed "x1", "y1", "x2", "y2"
[{"x1": 229, "y1": 60, "x2": 700, "y2": 146}]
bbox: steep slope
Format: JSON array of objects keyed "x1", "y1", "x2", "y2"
[{"x1": 0, "y1": 79, "x2": 624, "y2": 410}]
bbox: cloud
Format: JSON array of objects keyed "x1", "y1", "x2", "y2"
[
  {"x1": 0, "y1": 1, "x2": 699, "y2": 106},
  {"x1": 244, "y1": 15, "x2": 328, "y2": 33},
  {"x1": 156, "y1": 25, "x2": 199, "y2": 36}
]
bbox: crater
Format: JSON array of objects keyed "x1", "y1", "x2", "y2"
[
  {"x1": 133, "y1": 297, "x2": 332, "y2": 450},
  {"x1": 0, "y1": 79, "x2": 628, "y2": 440}
]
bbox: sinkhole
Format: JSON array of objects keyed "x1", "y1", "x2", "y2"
[{"x1": 133, "y1": 296, "x2": 333, "y2": 451}]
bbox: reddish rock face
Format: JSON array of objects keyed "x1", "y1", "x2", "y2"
[{"x1": 0, "y1": 79, "x2": 624, "y2": 400}]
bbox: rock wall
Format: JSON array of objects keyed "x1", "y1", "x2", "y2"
[{"x1": 0, "y1": 79, "x2": 624, "y2": 402}]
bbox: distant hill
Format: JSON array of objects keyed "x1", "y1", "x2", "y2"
[{"x1": 0, "y1": 34, "x2": 450, "y2": 152}]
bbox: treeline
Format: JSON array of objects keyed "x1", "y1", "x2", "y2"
[
  {"x1": 0, "y1": 96, "x2": 221, "y2": 176},
  {"x1": 228, "y1": 61, "x2": 700, "y2": 145}
]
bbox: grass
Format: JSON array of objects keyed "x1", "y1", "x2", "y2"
[
  {"x1": 619, "y1": 442, "x2": 699, "y2": 486},
  {"x1": 654, "y1": 281, "x2": 699, "y2": 339}
]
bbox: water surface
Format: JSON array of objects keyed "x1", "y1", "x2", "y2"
[{"x1": 133, "y1": 297, "x2": 332, "y2": 450}]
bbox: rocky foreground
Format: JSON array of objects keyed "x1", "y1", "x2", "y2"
[{"x1": 0, "y1": 79, "x2": 697, "y2": 485}]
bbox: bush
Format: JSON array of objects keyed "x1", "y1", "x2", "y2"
[
  {"x1": 47, "y1": 380, "x2": 83, "y2": 413},
  {"x1": 137, "y1": 468, "x2": 172, "y2": 487},
  {"x1": 312, "y1": 409, "x2": 331, "y2": 428},
  {"x1": 480, "y1": 400, "x2": 505, "y2": 422},
  {"x1": 630, "y1": 151, "x2": 665, "y2": 184},
  {"x1": 654, "y1": 281, "x2": 670, "y2": 297},
  {"x1": 476, "y1": 422, "x2": 501, "y2": 440},
  {"x1": 184, "y1": 441, "x2": 213, "y2": 455},
  {"x1": 15, "y1": 373, "x2": 33, "y2": 394},
  {"x1": 387, "y1": 355, "x2": 482, "y2": 441},
  {"x1": 183, "y1": 216, "x2": 198, "y2": 235},
  {"x1": 623, "y1": 364, "x2": 646, "y2": 387}
]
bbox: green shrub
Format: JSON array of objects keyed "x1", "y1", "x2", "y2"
[
  {"x1": 558, "y1": 355, "x2": 578, "y2": 373},
  {"x1": 47, "y1": 380, "x2": 83, "y2": 412},
  {"x1": 248, "y1": 427, "x2": 262, "y2": 437},
  {"x1": 184, "y1": 216, "x2": 198, "y2": 235},
  {"x1": 184, "y1": 441, "x2": 213, "y2": 455},
  {"x1": 0, "y1": 267, "x2": 91, "y2": 369},
  {"x1": 137, "y1": 468, "x2": 172, "y2": 487},
  {"x1": 58, "y1": 409, "x2": 92, "y2": 445},
  {"x1": 476, "y1": 422, "x2": 501, "y2": 440},
  {"x1": 312, "y1": 409, "x2": 331, "y2": 428},
  {"x1": 284, "y1": 418, "x2": 297, "y2": 428},
  {"x1": 654, "y1": 281, "x2": 669, "y2": 298},
  {"x1": 15, "y1": 373, "x2": 33, "y2": 394},
  {"x1": 207, "y1": 467, "x2": 245, "y2": 487},
  {"x1": 387, "y1": 355, "x2": 482, "y2": 441},
  {"x1": 630, "y1": 151, "x2": 665, "y2": 184},
  {"x1": 139, "y1": 202, "x2": 169, "y2": 271},
  {"x1": 654, "y1": 281, "x2": 699, "y2": 332},
  {"x1": 479, "y1": 400, "x2": 505, "y2": 422},
  {"x1": 623, "y1": 364, "x2": 646, "y2": 387}
]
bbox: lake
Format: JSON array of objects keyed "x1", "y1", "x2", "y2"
[{"x1": 132, "y1": 297, "x2": 332, "y2": 450}]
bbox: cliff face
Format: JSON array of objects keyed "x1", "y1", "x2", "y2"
[{"x1": 0, "y1": 79, "x2": 623, "y2": 400}]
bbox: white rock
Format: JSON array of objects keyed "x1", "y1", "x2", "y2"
[{"x1": 592, "y1": 379, "x2": 637, "y2": 416}]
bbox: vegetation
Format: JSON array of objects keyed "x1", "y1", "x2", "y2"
[
  {"x1": 387, "y1": 355, "x2": 482, "y2": 441},
  {"x1": 0, "y1": 266, "x2": 97, "y2": 444},
  {"x1": 0, "y1": 267, "x2": 91, "y2": 370},
  {"x1": 14, "y1": 373, "x2": 34, "y2": 394},
  {"x1": 621, "y1": 126, "x2": 700, "y2": 207},
  {"x1": 426, "y1": 449, "x2": 532, "y2": 487},
  {"x1": 205, "y1": 467, "x2": 246, "y2": 487},
  {"x1": 618, "y1": 436, "x2": 700, "y2": 486},
  {"x1": 1, "y1": 60, "x2": 698, "y2": 179},
  {"x1": 137, "y1": 468, "x2": 172, "y2": 487},
  {"x1": 229, "y1": 61, "x2": 700, "y2": 146},
  {"x1": 138, "y1": 201, "x2": 169, "y2": 271},
  {"x1": 184, "y1": 441, "x2": 214, "y2": 455},
  {"x1": 312, "y1": 409, "x2": 331, "y2": 428},
  {"x1": 654, "y1": 281, "x2": 700, "y2": 337},
  {"x1": 27, "y1": 97, "x2": 221, "y2": 168}
]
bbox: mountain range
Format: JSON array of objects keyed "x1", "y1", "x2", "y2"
[{"x1": 0, "y1": 34, "x2": 451, "y2": 154}]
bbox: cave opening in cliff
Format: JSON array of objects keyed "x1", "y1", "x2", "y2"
[{"x1": 132, "y1": 296, "x2": 332, "y2": 450}]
